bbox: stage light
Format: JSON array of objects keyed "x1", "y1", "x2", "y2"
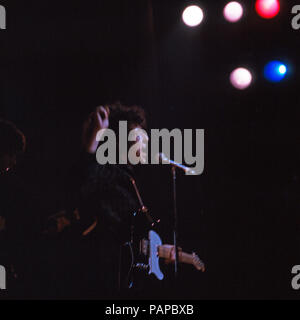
[
  {"x1": 230, "y1": 68, "x2": 253, "y2": 90},
  {"x1": 223, "y1": 2, "x2": 244, "y2": 23},
  {"x1": 255, "y1": 0, "x2": 280, "y2": 19},
  {"x1": 182, "y1": 5, "x2": 204, "y2": 27},
  {"x1": 278, "y1": 65, "x2": 286, "y2": 74},
  {"x1": 264, "y1": 61, "x2": 287, "y2": 82}
]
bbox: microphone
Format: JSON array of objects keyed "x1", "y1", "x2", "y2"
[{"x1": 157, "y1": 153, "x2": 196, "y2": 175}]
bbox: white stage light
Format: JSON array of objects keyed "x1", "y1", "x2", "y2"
[{"x1": 182, "y1": 5, "x2": 204, "y2": 27}]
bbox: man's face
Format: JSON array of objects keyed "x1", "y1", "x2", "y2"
[
  {"x1": 0, "y1": 153, "x2": 16, "y2": 173},
  {"x1": 131, "y1": 128, "x2": 149, "y2": 164}
]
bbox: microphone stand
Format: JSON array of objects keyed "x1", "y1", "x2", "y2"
[
  {"x1": 171, "y1": 166, "x2": 179, "y2": 279},
  {"x1": 158, "y1": 154, "x2": 195, "y2": 280}
]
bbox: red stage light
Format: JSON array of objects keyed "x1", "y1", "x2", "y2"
[{"x1": 255, "y1": 0, "x2": 280, "y2": 19}]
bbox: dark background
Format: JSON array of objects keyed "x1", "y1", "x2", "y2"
[{"x1": 0, "y1": 0, "x2": 300, "y2": 299}]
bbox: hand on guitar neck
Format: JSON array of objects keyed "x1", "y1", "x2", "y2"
[{"x1": 158, "y1": 244, "x2": 205, "y2": 272}]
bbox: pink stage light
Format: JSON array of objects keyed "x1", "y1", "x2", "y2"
[
  {"x1": 223, "y1": 2, "x2": 244, "y2": 23},
  {"x1": 230, "y1": 68, "x2": 253, "y2": 90}
]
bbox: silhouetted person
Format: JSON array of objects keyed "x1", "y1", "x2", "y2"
[
  {"x1": 0, "y1": 119, "x2": 31, "y2": 298},
  {"x1": 50, "y1": 104, "x2": 149, "y2": 299}
]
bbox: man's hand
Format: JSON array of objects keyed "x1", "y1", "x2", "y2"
[
  {"x1": 82, "y1": 106, "x2": 110, "y2": 154},
  {"x1": 164, "y1": 245, "x2": 183, "y2": 265}
]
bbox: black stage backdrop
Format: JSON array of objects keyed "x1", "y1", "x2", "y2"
[{"x1": 0, "y1": 0, "x2": 300, "y2": 299}]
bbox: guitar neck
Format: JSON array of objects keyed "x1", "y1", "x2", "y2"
[{"x1": 178, "y1": 252, "x2": 194, "y2": 265}]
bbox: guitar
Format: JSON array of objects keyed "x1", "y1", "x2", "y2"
[
  {"x1": 120, "y1": 230, "x2": 205, "y2": 290},
  {"x1": 147, "y1": 230, "x2": 205, "y2": 280}
]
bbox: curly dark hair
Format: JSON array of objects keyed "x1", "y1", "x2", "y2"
[
  {"x1": 108, "y1": 102, "x2": 147, "y2": 133},
  {"x1": 0, "y1": 119, "x2": 26, "y2": 157}
]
